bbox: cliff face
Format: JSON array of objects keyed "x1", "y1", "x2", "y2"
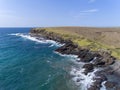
[
  {"x1": 31, "y1": 27, "x2": 120, "y2": 47},
  {"x1": 30, "y1": 28, "x2": 67, "y2": 43},
  {"x1": 30, "y1": 28, "x2": 115, "y2": 66},
  {"x1": 30, "y1": 27, "x2": 120, "y2": 60}
]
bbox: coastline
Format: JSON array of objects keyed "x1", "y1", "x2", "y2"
[{"x1": 30, "y1": 28, "x2": 120, "y2": 90}]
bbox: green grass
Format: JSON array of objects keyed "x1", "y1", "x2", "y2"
[
  {"x1": 34, "y1": 28, "x2": 120, "y2": 59},
  {"x1": 111, "y1": 49, "x2": 120, "y2": 59}
]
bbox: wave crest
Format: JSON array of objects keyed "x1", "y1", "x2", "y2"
[{"x1": 8, "y1": 33, "x2": 63, "y2": 47}]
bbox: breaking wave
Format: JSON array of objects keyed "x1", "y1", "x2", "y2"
[{"x1": 8, "y1": 33, "x2": 63, "y2": 47}]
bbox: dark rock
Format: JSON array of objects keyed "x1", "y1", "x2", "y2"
[
  {"x1": 103, "y1": 67, "x2": 115, "y2": 75},
  {"x1": 93, "y1": 58, "x2": 105, "y2": 66},
  {"x1": 92, "y1": 54, "x2": 115, "y2": 67},
  {"x1": 82, "y1": 63, "x2": 94, "y2": 74},
  {"x1": 115, "y1": 86, "x2": 120, "y2": 90},
  {"x1": 93, "y1": 79, "x2": 102, "y2": 88},
  {"x1": 78, "y1": 49, "x2": 89, "y2": 58},
  {"x1": 106, "y1": 57, "x2": 115, "y2": 65},
  {"x1": 81, "y1": 53, "x2": 95, "y2": 62},
  {"x1": 93, "y1": 76, "x2": 106, "y2": 87},
  {"x1": 83, "y1": 63, "x2": 94, "y2": 70},
  {"x1": 92, "y1": 75, "x2": 107, "y2": 89},
  {"x1": 65, "y1": 39, "x2": 73, "y2": 44},
  {"x1": 98, "y1": 50, "x2": 116, "y2": 66},
  {"x1": 76, "y1": 78, "x2": 81, "y2": 82},
  {"x1": 71, "y1": 48, "x2": 80, "y2": 55},
  {"x1": 55, "y1": 41, "x2": 80, "y2": 55},
  {"x1": 88, "y1": 74, "x2": 107, "y2": 90},
  {"x1": 91, "y1": 50, "x2": 116, "y2": 67},
  {"x1": 78, "y1": 49, "x2": 96, "y2": 62},
  {"x1": 94, "y1": 73, "x2": 107, "y2": 82},
  {"x1": 104, "y1": 81, "x2": 117, "y2": 88},
  {"x1": 94, "y1": 72, "x2": 107, "y2": 87},
  {"x1": 93, "y1": 52, "x2": 102, "y2": 58},
  {"x1": 88, "y1": 85, "x2": 100, "y2": 90}
]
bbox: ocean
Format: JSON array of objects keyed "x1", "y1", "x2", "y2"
[
  {"x1": 0, "y1": 28, "x2": 79, "y2": 90},
  {"x1": 1, "y1": 28, "x2": 113, "y2": 90}
]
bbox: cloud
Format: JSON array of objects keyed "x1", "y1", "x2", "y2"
[
  {"x1": 73, "y1": 9, "x2": 99, "y2": 18},
  {"x1": 80, "y1": 9, "x2": 98, "y2": 13},
  {"x1": 88, "y1": 0, "x2": 96, "y2": 3}
]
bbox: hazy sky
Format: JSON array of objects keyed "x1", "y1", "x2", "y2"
[{"x1": 0, "y1": 0, "x2": 119, "y2": 27}]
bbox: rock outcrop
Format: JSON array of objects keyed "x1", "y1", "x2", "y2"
[
  {"x1": 30, "y1": 28, "x2": 119, "y2": 90},
  {"x1": 82, "y1": 63, "x2": 94, "y2": 74},
  {"x1": 104, "y1": 81, "x2": 116, "y2": 89}
]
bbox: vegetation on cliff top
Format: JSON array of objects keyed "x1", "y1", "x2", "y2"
[{"x1": 32, "y1": 27, "x2": 120, "y2": 59}]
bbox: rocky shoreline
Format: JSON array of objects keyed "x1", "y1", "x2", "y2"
[{"x1": 30, "y1": 28, "x2": 120, "y2": 90}]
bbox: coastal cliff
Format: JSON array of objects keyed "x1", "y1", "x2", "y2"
[
  {"x1": 30, "y1": 27, "x2": 120, "y2": 59},
  {"x1": 30, "y1": 27, "x2": 120, "y2": 90}
]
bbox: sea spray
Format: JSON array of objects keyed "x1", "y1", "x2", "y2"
[{"x1": 54, "y1": 51, "x2": 102, "y2": 90}]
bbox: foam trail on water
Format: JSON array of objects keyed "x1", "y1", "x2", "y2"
[
  {"x1": 54, "y1": 51, "x2": 78, "y2": 58},
  {"x1": 9, "y1": 33, "x2": 63, "y2": 47}
]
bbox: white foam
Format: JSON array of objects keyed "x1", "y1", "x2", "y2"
[
  {"x1": 100, "y1": 81, "x2": 107, "y2": 90},
  {"x1": 9, "y1": 33, "x2": 62, "y2": 47},
  {"x1": 49, "y1": 44, "x2": 54, "y2": 47},
  {"x1": 40, "y1": 77, "x2": 51, "y2": 87},
  {"x1": 54, "y1": 51, "x2": 78, "y2": 58},
  {"x1": 70, "y1": 66, "x2": 99, "y2": 90}
]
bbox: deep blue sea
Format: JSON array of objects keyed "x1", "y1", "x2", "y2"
[{"x1": 0, "y1": 28, "x2": 78, "y2": 90}]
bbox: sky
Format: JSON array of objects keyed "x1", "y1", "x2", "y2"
[{"x1": 0, "y1": 0, "x2": 119, "y2": 27}]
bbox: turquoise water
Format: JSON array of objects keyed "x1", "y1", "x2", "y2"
[{"x1": 0, "y1": 28, "x2": 77, "y2": 90}]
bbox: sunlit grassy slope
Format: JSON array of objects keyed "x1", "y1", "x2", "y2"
[{"x1": 34, "y1": 27, "x2": 120, "y2": 59}]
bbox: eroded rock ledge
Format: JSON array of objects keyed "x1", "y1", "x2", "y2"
[{"x1": 30, "y1": 28, "x2": 120, "y2": 90}]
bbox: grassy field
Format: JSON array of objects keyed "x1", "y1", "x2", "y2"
[{"x1": 34, "y1": 27, "x2": 120, "y2": 59}]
